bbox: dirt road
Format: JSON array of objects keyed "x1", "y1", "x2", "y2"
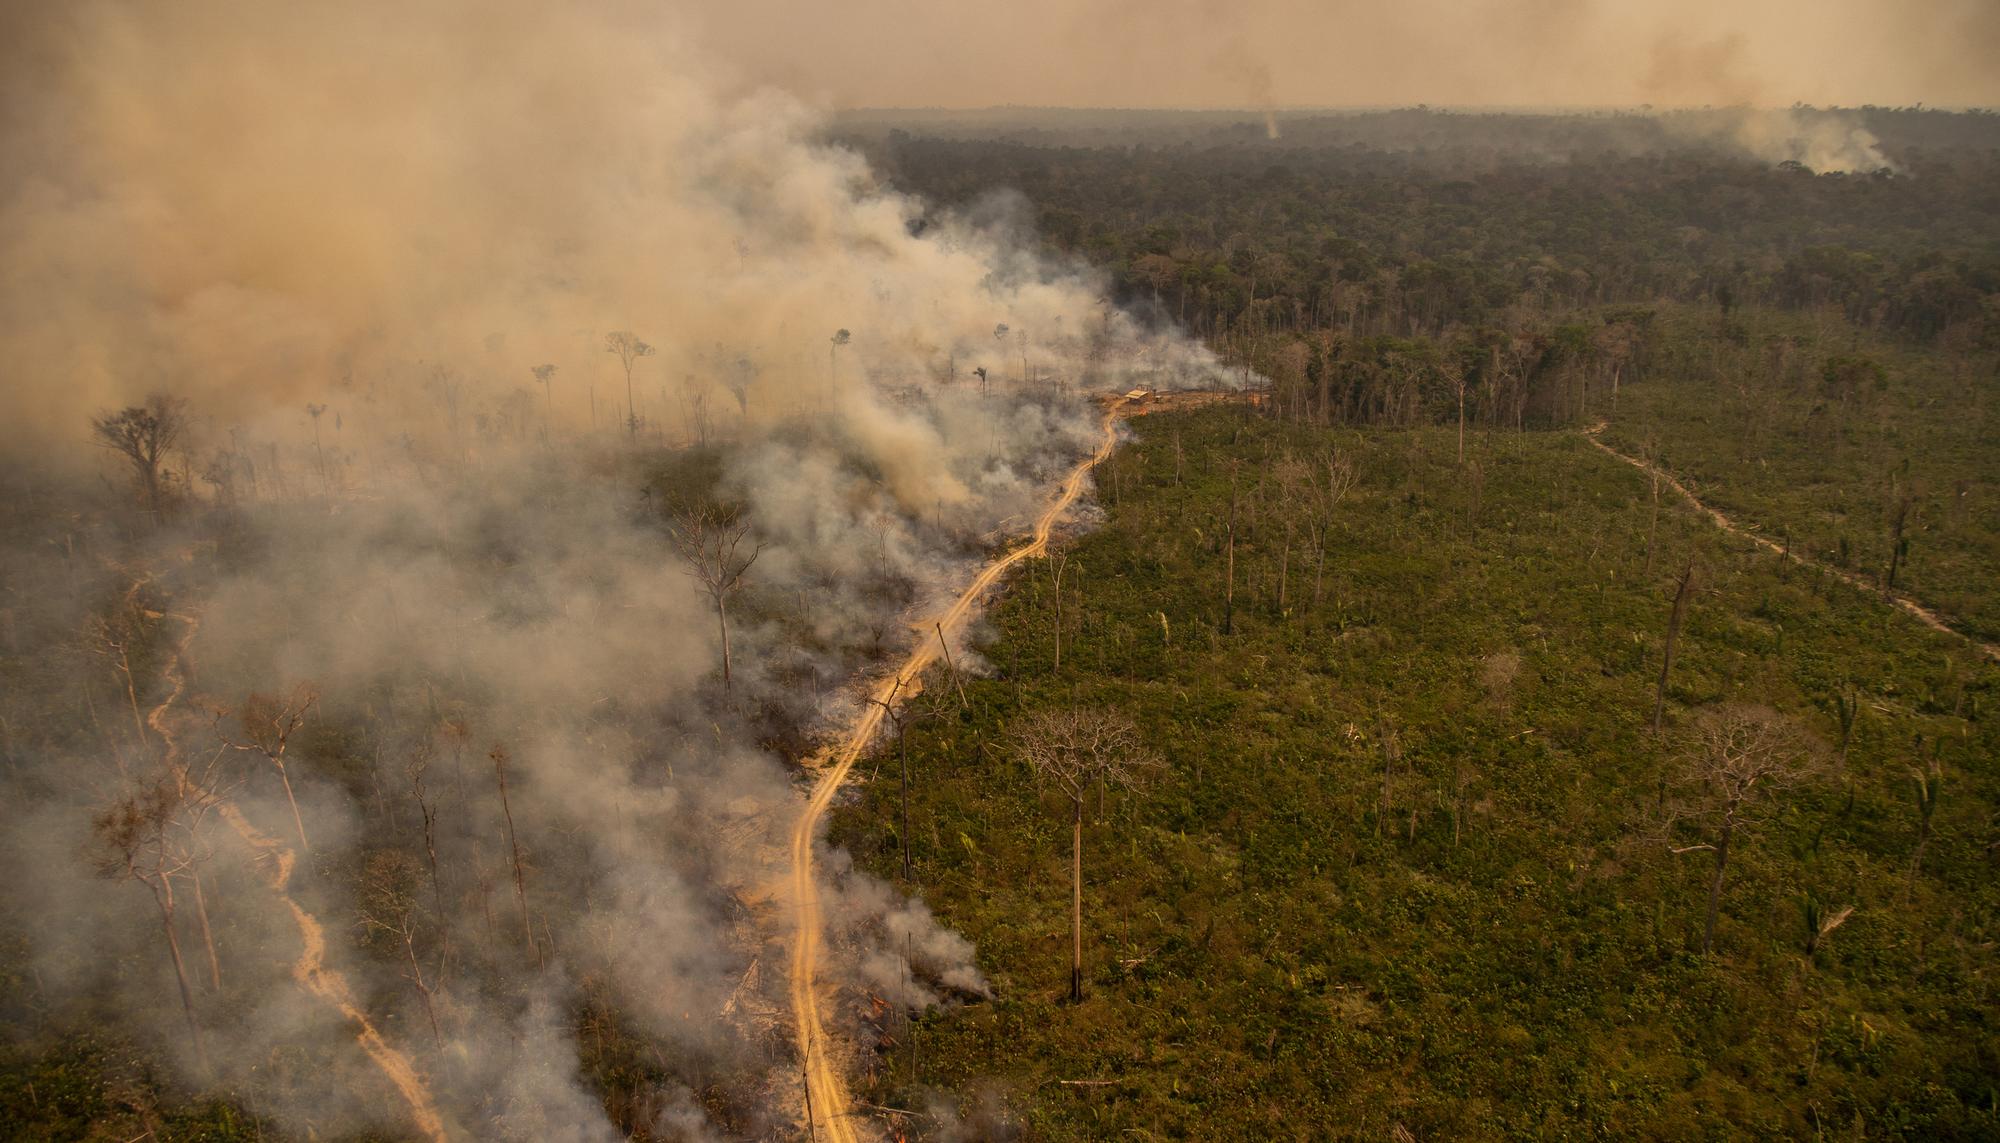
[
  {"x1": 1583, "y1": 422, "x2": 2000, "y2": 665},
  {"x1": 786, "y1": 396, "x2": 1130, "y2": 1141}
]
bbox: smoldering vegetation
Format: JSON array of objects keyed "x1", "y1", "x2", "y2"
[{"x1": 0, "y1": 1, "x2": 1232, "y2": 1138}]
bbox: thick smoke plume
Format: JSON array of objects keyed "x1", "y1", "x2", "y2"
[{"x1": 0, "y1": 1, "x2": 1229, "y2": 1139}]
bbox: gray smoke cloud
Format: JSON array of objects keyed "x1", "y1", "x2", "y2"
[{"x1": 0, "y1": 1, "x2": 1233, "y2": 1139}]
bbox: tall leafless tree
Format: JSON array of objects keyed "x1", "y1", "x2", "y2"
[
  {"x1": 490, "y1": 744, "x2": 537, "y2": 964},
  {"x1": 1906, "y1": 754, "x2": 1943, "y2": 900},
  {"x1": 358, "y1": 849, "x2": 445, "y2": 1051},
  {"x1": 604, "y1": 331, "x2": 654, "y2": 439},
  {"x1": 1015, "y1": 708, "x2": 1161, "y2": 1002},
  {"x1": 1282, "y1": 446, "x2": 1356, "y2": 611},
  {"x1": 221, "y1": 686, "x2": 318, "y2": 853},
  {"x1": 532, "y1": 364, "x2": 557, "y2": 440},
  {"x1": 1661, "y1": 704, "x2": 1824, "y2": 954},
  {"x1": 93, "y1": 769, "x2": 223, "y2": 1072},
  {"x1": 305, "y1": 403, "x2": 330, "y2": 496},
  {"x1": 664, "y1": 500, "x2": 762, "y2": 694},
  {"x1": 1653, "y1": 560, "x2": 1696, "y2": 735}
]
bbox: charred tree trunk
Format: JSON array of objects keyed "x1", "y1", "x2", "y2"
[
  {"x1": 717, "y1": 596, "x2": 734, "y2": 692},
  {"x1": 1644, "y1": 469, "x2": 1662, "y2": 580},
  {"x1": 1223, "y1": 465, "x2": 1239, "y2": 636},
  {"x1": 1070, "y1": 796, "x2": 1084, "y2": 1003},
  {"x1": 1702, "y1": 819, "x2": 1734, "y2": 955},
  {"x1": 1653, "y1": 562, "x2": 1695, "y2": 735},
  {"x1": 150, "y1": 877, "x2": 207, "y2": 1072},
  {"x1": 190, "y1": 869, "x2": 221, "y2": 990},
  {"x1": 898, "y1": 723, "x2": 912, "y2": 882},
  {"x1": 492, "y1": 747, "x2": 535, "y2": 962}
]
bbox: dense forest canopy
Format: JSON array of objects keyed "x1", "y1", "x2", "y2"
[{"x1": 841, "y1": 107, "x2": 2000, "y2": 349}]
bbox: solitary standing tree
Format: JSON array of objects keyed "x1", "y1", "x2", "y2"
[
  {"x1": 358, "y1": 849, "x2": 445, "y2": 1051},
  {"x1": 604, "y1": 331, "x2": 654, "y2": 439},
  {"x1": 91, "y1": 395, "x2": 188, "y2": 521},
  {"x1": 531, "y1": 364, "x2": 557, "y2": 440},
  {"x1": 1015, "y1": 708, "x2": 1161, "y2": 1002},
  {"x1": 1652, "y1": 559, "x2": 1696, "y2": 735},
  {"x1": 305, "y1": 403, "x2": 330, "y2": 496},
  {"x1": 1289, "y1": 446, "x2": 1356, "y2": 611},
  {"x1": 1662, "y1": 704, "x2": 1824, "y2": 954},
  {"x1": 1884, "y1": 480, "x2": 1917, "y2": 598},
  {"x1": 723, "y1": 356, "x2": 757, "y2": 428},
  {"x1": 1906, "y1": 754, "x2": 1943, "y2": 900},
  {"x1": 664, "y1": 500, "x2": 762, "y2": 694},
  {"x1": 489, "y1": 744, "x2": 536, "y2": 962},
  {"x1": 93, "y1": 772, "x2": 220, "y2": 1072},
  {"x1": 221, "y1": 686, "x2": 318, "y2": 853},
  {"x1": 828, "y1": 328, "x2": 851, "y2": 404}
]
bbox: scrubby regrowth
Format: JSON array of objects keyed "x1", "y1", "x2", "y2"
[{"x1": 0, "y1": 2, "x2": 1234, "y2": 1139}]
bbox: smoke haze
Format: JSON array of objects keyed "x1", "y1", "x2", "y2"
[
  {"x1": 685, "y1": 0, "x2": 1998, "y2": 111},
  {"x1": 0, "y1": 0, "x2": 1228, "y2": 1138},
  {"x1": 0, "y1": 0, "x2": 1977, "y2": 1138}
]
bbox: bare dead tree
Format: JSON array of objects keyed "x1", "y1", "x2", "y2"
[
  {"x1": 1288, "y1": 447, "x2": 1356, "y2": 611},
  {"x1": 91, "y1": 395, "x2": 187, "y2": 522},
  {"x1": 723, "y1": 356, "x2": 756, "y2": 427},
  {"x1": 93, "y1": 770, "x2": 223, "y2": 1071},
  {"x1": 1832, "y1": 685, "x2": 1861, "y2": 763},
  {"x1": 664, "y1": 500, "x2": 762, "y2": 694},
  {"x1": 1884, "y1": 479, "x2": 1917, "y2": 599},
  {"x1": 221, "y1": 685, "x2": 319, "y2": 853},
  {"x1": 532, "y1": 364, "x2": 557, "y2": 440},
  {"x1": 1015, "y1": 708, "x2": 1162, "y2": 1002},
  {"x1": 1222, "y1": 461, "x2": 1240, "y2": 635},
  {"x1": 405, "y1": 737, "x2": 453, "y2": 959},
  {"x1": 1906, "y1": 754, "x2": 1943, "y2": 901},
  {"x1": 86, "y1": 606, "x2": 152, "y2": 761},
  {"x1": 305, "y1": 403, "x2": 330, "y2": 497},
  {"x1": 1660, "y1": 704, "x2": 1825, "y2": 954},
  {"x1": 1652, "y1": 560, "x2": 1696, "y2": 736},
  {"x1": 1641, "y1": 433, "x2": 1664, "y2": 580},
  {"x1": 1448, "y1": 358, "x2": 1469, "y2": 465},
  {"x1": 865, "y1": 677, "x2": 941, "y2": 884},
  {"x1": 358, "y1": 849, "x2": 444, "y2": 1051},
  {"x1": 489, "y1": 744, "x2": 536, "y2": 964},
  {"x1": 604, "y1": 331, "x2": 655, "y2": 439}
]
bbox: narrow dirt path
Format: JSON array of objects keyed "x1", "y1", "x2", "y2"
[
  {"x1": 787, "y1": 396, "x2": 1130, "y2": 1141},
  {"x1": 1583, "y1": 422, "x2": 2000, "y2": 665},
  {"x1": 148, "y1": 606, "x2": 451, "y2": 1142}
]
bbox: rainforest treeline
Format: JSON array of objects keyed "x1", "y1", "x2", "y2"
[{"x1": 849, "y1": 107, "x2": 2000, "y2": 429}]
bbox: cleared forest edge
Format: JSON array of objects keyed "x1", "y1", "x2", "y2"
[
  {"x1": 787, "y1": 395, "x2": 1133, "y2": 1141},
  {"x1": 1583, "y1": 421, "x2": 2000, "y2": 665}
]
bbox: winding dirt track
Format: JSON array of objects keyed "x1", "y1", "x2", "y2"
[
  {"x1": 149, "y1": 608, "x2": 450, "y2": 1142},
  {"x1": 1583, "y1": 422, "x2": 2000, "y2": 665},
  {"x1": 787, "y1": 396, "x2": 1130, "y2": 1141}
]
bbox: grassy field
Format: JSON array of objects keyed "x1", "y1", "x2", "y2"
[{"x1": 831, "y1": 404, "x2": 2000, "y2": 1140}]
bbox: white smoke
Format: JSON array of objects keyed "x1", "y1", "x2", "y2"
[{"x1": 0, "y1": 1, "x2": 1234, "y2": 1138}]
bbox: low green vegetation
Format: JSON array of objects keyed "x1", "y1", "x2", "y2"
[
  {"x1": 1598, "y1": 305, "x2": 2000, "y2": 644},
  {"x1": 831, "y1": 404, "x2": 2000, "y2": 1140},
  {"x1": 0, "y1": 1033, "x2": 267, "y2": 1142}
]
